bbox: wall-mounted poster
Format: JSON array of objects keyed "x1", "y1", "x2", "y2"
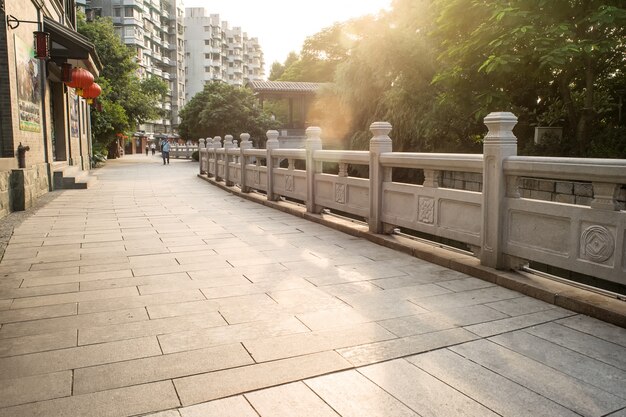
[
  {"x1": 70, "y1": 90, "x2": 79, "y2": 138},
  {"x1": 14, "y1": 34, "x2": 42, "y2": 132}
]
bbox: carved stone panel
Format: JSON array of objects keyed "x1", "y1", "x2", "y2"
[
  {"x1": 418, "y1": 196, "x2": 434, "y2": 224},
  {"x1": 580, "y1": 225, "x2": 614, "y2": 263},
  {"x1": 285, "y1": 175, "x2": 294, "y2": 192},
  {"x1": 335, "y1": 184, "x2": 346, "y2": 204},
  {"x1": 253, "y1": 170, "x2": 260, "y2": 185}
]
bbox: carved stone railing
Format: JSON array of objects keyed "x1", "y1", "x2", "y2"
[
  {"x1": 198, "y1": 112, "x2": 626, "y2": 286},
  {"x1": 170, "y1": 144, "x2": 194, "y2": 159}
]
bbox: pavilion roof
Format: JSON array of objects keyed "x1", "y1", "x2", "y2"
[{"x1": 246, "y1": 81, "x2": 326, "y2": 94}]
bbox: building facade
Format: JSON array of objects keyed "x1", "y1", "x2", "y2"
[
  {"x1": 184, "y1": 8, "x2": 264, "y2": 102},
  {"x1": 1, "y1": 0, "x2": 101, "y2": 218},
  {"x1": 85, "y1": 0, "x2": 185, "y2": 138}
]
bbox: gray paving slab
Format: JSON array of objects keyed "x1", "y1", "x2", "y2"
[
  {"x1": 0, "y1": 328, "x2": 77, "y2": 357},
  {"x1": 527, "y1": 322, "x2": 626, "y2": 370},
  {"x1": 0, "y1": 303, "x2": 76, "y2": 325},
  {"x1": 174, "y1": 350, "x2": 352, "y2": 406},
  {"x1": 358, "y1": 359, "x2": 498, "y2": 417},
  {"x1": 407, "y1": 349, "x2": 579, "y2": 416},
  {"x1": 0, "y1": 307, "x2": 148, "y2": 338},
  {"x1": 450, "y1": 339, "x2": 626, "y2": 416},
  {"x1": 0, "y1": 371, "x2": 72, "y2": 408},
  {"x1": 490, "y1": 330, "x2": 626, "y2": 398},
  {"x1": 246, "y1": 382, "x2": 339, "y2": 417},
  {"x1": 73, "y1": 342, "x2": 253, "y2": 394},
  {"x1": 0, "y1": 380, "x2": 180, "y2": 417},
  {"x1": 178, "y1": 397, "x2": 257, "y2": 417},
  {"x1": 305, "y1": 370, "x2": 418, "y2": 417},
  {"x1": 557, "y1": 314, "x2": 626, "y2": 348},
  {"x1": 0, "y1": 336, "x2": 161, "y2": 380}
]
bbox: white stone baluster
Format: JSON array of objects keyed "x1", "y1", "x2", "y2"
[
  {"x1": 240, "y1": 133, "x2": 252, "y2": 193},
  {"x1": 368, "y1": 122, "x2": 392, "y2": 233},
  {"x1": 266, "y1": 130, "x2": 280, "y2": 201},
  {"x1": 198, "y1": 138, "x2": 206, "y2": 174},
  {"x1": 481, "y1": 112, "x2": 518, "y2": 269},
  {"x1": 214, "y1": 136, "x2": 222, "y2": 182},
  {"x1": 305, "y1": 126, "x2": 322, "y2": 213}
]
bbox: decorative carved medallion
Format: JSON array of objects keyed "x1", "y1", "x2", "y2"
[
  {"x1": 335, "y1": 184, "x2": 346, "y2": 204},
  {"x1": 285, "y1": 175, "x2": 294, "y2": 192},
  {"x1": 580, "y1": 225, "x2": 614, "y2": 263},
  {"x1": 417, "y1": 197, "x2": 434, "y2": 224}
]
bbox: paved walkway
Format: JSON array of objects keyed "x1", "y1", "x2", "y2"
[{"x1": 0, "y1": 154, "x2": 625, "y2": 417}]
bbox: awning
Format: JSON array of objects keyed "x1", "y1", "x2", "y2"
[{"x1": 43, "y1": 17, "x2": 102, "y2": 76}]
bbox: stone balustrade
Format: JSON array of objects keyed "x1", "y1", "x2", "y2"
[
  {"x1": 169, "y1": 144, "x2": 195, "y2": 159},
  {"x1": 197, "y1": 112, "x2": 626, "y2": 286}
]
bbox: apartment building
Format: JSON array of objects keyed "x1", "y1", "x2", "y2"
[
  {"x1": 184, "y1": 8, "x2": 264, "y2": 101},
  {"x1": 86, "y1": 0, "x2": 185, "y2": 136}
]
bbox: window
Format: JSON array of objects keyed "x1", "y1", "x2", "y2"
[
  {"x1": 204, "y1": 54, "x2": 210, "y2": 59},
  {"x1": 114, "y1": 7, "x2": 121, "y2": 17},
  {"x1": 204, "y1": 40, "x2": 210, "y2": 45},
  {"x1": 205, "y1": 67, "x2": 211, "y2": 72},
  {"x1": 125, "y1": 7, "x2": 133, "y2": 17}
]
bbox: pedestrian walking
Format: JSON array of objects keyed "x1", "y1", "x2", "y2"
[
  {"x1": 161, "y1": 139, "x2": 171, "y2": 165},
  {"x1": 150, "y1": 143, "x2": 156, "y2": 155},
  {"x1": 145, "y1": 144, "x2": 149, "y2": 156}
]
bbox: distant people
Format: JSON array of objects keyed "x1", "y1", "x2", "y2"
[
  {"x1": 150, "y1": 142, "x2": 156, "y2": 155},
  {"x1": 270, "y1": 112, "x2": 276, "y2": 121},
  {"x1": 145, "y1": 144, "x2": 149, "y2": 156},
  {"x1": 161, "y1": 139, "x2": 171, "y2": 165}
]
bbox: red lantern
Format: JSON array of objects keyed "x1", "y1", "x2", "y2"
[
  {"x1": 65, "y1": 68, "x2": 94, "y2": 96},
  {"x1": 33, "y1": 31, "x2": 50, "y2": 60},
  {"x1": 82, "y1": 82, "x2": 101, "y2": 104}
]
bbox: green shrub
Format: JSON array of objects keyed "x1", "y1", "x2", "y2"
[{"x1": 191, "y1": 150, "x2": 199, "y2": 161}]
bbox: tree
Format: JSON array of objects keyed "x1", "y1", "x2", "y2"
[
  {"x1": 433, "y1": 0, "x2": 626, "y2": 156},
  {"x1": 77, "y1": 15, "x2": 169, "y2": 152},
  {"x1": 178, "y1": 82, "x2": 280, "y2": 146}
]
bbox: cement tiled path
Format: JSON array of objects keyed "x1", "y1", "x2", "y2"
[{"x1": 1, "y1": 154, "x2": 625, "y2": 417}]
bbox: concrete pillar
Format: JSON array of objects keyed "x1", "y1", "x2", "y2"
[
  {"x1": 224, "y1": 135, "x2": 234, "y2": 186},
  {"x1": 214, "y1": 136, "x2": 222, "y2": 182},
  {"x1": 305, "y1": 126, "x2": 322, "y2": 213},
  {"x1": 240, "y1": 133, "x2": 252, "y2": 193},
  {"x1": 368, "y1": 122, "x2": 393, "y2": 233},
  {"x1": 266, "y1": 130, "x2": 279, "y2": 201},
  {"x1": 198, "y1": 138, "x2": 206, "y2": 174},
  {"x1": 481, "y1": 112, "x2": 518, "y2": 269}
]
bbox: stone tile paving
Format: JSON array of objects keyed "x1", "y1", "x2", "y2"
[{"x1": 0, "y1": 154, "x2": 624, "y2": 417}]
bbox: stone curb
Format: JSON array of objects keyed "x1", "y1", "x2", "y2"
[{"x1": 198, "y1": 174, "x2": 626, "y2": 328}]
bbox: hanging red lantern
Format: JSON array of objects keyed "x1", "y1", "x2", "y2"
[
  {"x1": 65, "y1": 67, "x2": 94, "y2": 96},
  {"x1": 61, "y1": 63, "x2": 73, "y2": 83},
  {"x1": 82, "y1": 82, "x2": 101, "y2": 105}
]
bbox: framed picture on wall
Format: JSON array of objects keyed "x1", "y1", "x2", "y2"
[{"x1": 14, "y1": 34, "x2": 42, "y2": 132}]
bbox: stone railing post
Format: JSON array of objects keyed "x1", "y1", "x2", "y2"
[
  {"x1": 214, "y1": 136, "x2": 222, "y2": 182},
  {"x1": 209, "y1": 138, "x2": 215, "y2": 177},
  {"x1": 198, "y1": 138, "x2": 206, "y2": 174},
  {"x1": 266, "y1": 130, "x2": 280, "y2": 201},
  {"x1": 240, "y1": 133, "x2": 252, "y2": 193},
  {"x1": 368, "y1": 122, "x2": 393, "y2": 233},
  {"x1": 481, "y1": 112, "x2": 518, "y2": 269},
  {"x1": 223, "y1": 135, "x2": 234, "y2": 186},
  {"x1": 305, "y1": 126, "x2": 323, "y2": 213}
]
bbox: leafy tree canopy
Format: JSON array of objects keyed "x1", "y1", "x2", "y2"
[
  {"x1": 178, "y1": 82, "x2": 280, "y2": 145},
  {"x1": 77, "y1": 14, "x2": 169, "y2": 150}
]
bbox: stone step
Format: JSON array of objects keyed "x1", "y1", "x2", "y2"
[{"x1": 52, "y1": 165, "x2": 97, "y2": 190}]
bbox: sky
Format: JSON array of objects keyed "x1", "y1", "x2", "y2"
[{"x1": 183, "y1": 0, "x2": 392, "y2": 73}]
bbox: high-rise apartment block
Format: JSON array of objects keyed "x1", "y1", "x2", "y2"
[
  {"x1": 85, "y1": 0, "x2": 186, "y2": 135},
  {"x1": 184, "y1": 8, "x2": 265, "y2": 101}
]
